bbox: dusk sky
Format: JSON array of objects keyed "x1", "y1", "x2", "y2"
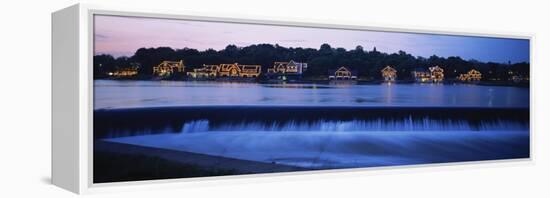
[{"x1": 94, "y1": 15, "x2": 530, "y2": 63}]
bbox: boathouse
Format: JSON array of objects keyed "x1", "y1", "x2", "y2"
[
  {"x1": 267, "y1": 60, "x2": 308, "y2": 75},
  {"x1": 153, "y1": 60, "x2": 185, "y2": 77},
  {"x1": 110, "y1": 66, "x2": 139, "y2": 77},
  {"x1": 328, "y1": 66, "x2": 357, "y2": 80},
  {"x1": 458, "y1": 69, "x2": 482, "y2": 82},
  {"x1": 187, "y1": 64, "x2": 220, "y2": 78},
  {"x1": 381, "y1": 66, "x2": 397, "y2": 82},
  {"x1": 412, "y1": 68, "x2": 431, "y2": 82},
  {"x1": 218, "y1": 63, "x2": 261, "y2": 78},
  {"x1": 429, "y1": 66, "x2": 445, "y2": 82}
]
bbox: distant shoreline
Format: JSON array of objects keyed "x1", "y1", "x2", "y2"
[{"x1": 93, "y1": 78, "x2": 530, "y2": 88}]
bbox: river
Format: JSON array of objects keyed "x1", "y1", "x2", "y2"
[{"x1": 94, "y1": 80, "x2": 529, "y2": 109}]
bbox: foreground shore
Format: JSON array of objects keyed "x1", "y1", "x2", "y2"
[{"x1": 94, "y1": 140, "x2": 308, "y2": 183}]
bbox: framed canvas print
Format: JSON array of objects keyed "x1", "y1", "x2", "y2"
[{"x1": 52, "y1": 4, "x2": 532, "y2": 194}]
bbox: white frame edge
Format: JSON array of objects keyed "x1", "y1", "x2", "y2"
[
  {"x1": 51, "y1": 3, "x2": 534, "y2": 194},
  {"x1": 52, "y1": 4, "x2": 81, "y2": 194}
]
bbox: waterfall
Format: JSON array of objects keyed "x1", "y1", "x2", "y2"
[
  {"x1": 181, "y1": 120, "x2": 210, "y2": 133},
  {"x1": 179, "y1": 118, "x2": 528, "y2": 133}
]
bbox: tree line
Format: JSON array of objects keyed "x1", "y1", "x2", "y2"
[{"x1": 94, "y1": 43, "x2": 529, "y2": 81}]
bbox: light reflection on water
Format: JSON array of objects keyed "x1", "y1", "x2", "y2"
[{"x1": 94, "y1": 80, "x2": 529, "y2": 109}]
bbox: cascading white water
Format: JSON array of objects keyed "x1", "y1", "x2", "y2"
[
  {"x1": 179, "y1": 118, "x2": 527, "y2": 133},
  {"x1": 104, "y1": 113, "x2": 530, "y2": 168},
  {"x1": 108, "y1": 120, "x2": 530, "y2": 168},
  {"x1": 181, "y1": 120, "x2": 210, "y2": 133}
]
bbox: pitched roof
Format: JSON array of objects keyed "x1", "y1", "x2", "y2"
[
  {"x1": 328, "y1": 66, "x2": 357, "y2": 76},
  {"x1": 382, "y1": 66, "x2": 396, "y2": 72}
]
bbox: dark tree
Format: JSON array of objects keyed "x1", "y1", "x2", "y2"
[{"x1": 93, "y1": 44, "x2": 530, "y2": 82}]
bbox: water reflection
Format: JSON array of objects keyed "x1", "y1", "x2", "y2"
[{"x1": 94, "y1": 80, "x2": 530, "y2": 109}]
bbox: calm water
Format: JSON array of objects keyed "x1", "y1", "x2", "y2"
[{"x1": 94, "y1": 80, "x2": 529, "y2": 109}]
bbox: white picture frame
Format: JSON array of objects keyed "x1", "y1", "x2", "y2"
[{"x1": 52, "y1": 3, "x2": 533, "y2": 194}]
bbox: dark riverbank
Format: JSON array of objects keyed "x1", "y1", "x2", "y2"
[{"x1": 94, "y1": 140, "x2": 308, "y2": 183}]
